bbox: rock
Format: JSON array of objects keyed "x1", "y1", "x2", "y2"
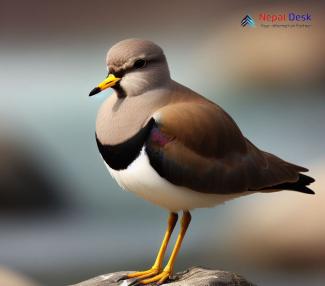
[{"x1": 69, "y1": 266, "x2": 255, "y2": 286}]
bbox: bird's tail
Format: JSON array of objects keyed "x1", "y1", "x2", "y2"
[{"x1": 265, "y1": 173, "x2": 315, "y2": 194}]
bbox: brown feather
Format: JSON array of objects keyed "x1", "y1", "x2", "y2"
[{"x1": 146, "y1": 88, "x2": 312, "y2": 194}]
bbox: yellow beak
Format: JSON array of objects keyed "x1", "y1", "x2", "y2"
[{"x1": 89, "y1": 74, "x2": 121, "y2": 96}]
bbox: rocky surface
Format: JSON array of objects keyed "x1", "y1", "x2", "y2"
[{"x1": 70, "y1": 266, "x2": 256, "y2": 286}]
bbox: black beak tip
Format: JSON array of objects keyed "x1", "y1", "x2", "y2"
[{"x1": 89, "y1": 87, "x2": 101, "y2": 97}]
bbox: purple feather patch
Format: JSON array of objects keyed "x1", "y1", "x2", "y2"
[{"x1": 150, "y1": 128, "x2": 172, "y2": 147}]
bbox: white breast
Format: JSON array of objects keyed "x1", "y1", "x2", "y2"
[{"x1": 106, "y1": 148, "x2": 250, "y2": 212}]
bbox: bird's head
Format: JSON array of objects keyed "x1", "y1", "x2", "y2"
[{"x1": 89, "y1": 39, "x2": 171, "y2": 98}]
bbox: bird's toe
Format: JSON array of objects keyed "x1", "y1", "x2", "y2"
[
  {"x1": 139, "y1": 271, "x2": 171, "y2": 285},
  {"x1": 127, "y1": 268, "x2": 160, "y2": 279}
]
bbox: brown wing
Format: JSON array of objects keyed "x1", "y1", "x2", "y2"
[{"x1": 145, "y1": 101, "x2": 314, "y2": 194}]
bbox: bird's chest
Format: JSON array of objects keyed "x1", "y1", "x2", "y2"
[
  {"x1": 95, "y1": 118, "x2": 155, "y2": 170},
  {"x1": 105, "y1": 147, "x2": 187, "y2": 211},
  {"x1": 104, "y1": 147, "x2": 231, "y2": 212}
]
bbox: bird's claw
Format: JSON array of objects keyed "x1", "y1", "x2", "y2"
[
  {"x1": 124, "y1": 268, "x2": 163, "y2": 285},
  {"x1": 124, "y1": 268, "x2": 171, "y2": 285},
  {"x1": 138, "y1": 270, "x2": 171, "y2": 285},
  {"x1": 127, "y1": 268, "x2": 160, "y2": 279}
]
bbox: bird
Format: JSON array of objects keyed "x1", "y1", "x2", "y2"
[{"x1": 89, "y1": 39, "x2": 315, "y2": 285}]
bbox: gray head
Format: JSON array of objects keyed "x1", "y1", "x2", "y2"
[{"x1": 89, "y1": 39, "x2": 170, "y2": 98}]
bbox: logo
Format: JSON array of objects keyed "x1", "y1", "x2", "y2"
[
  {"x1": 241, "y1": 15, "x2": 255, "y2": 27},
  {"x1": 241, "y1": 12, "x2": 312, "y2": 29}
]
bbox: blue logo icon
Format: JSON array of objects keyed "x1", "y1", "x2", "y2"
[{"x1": 241, "y1": 15, "x2": 255, "y2": 27}]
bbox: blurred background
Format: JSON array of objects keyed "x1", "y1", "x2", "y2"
[{"x1": 0, "y1": 0, "x2": 324, "y2": 285}]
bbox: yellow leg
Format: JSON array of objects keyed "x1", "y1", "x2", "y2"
[
  {"x1": 140, "y1": 211, "x2": 191, "y2": 285},
  {"x1": 127, "y1": 212, "x2": 178, "y2": 280}
]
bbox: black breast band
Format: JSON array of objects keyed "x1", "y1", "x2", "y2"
[{"x1": 95, "y1": 118, "x2": 155, "y2": 170}]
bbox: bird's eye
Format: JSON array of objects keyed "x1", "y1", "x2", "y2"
[{"x1": 133, "y1": 59, "x2": 147, "y2": 69}]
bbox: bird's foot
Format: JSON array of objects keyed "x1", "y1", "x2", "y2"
[
  {"x1": 127, "y1": 267, "x2": 160, "y2": 280},
  {"x1": 138, "y1": 269, "x2": 171, "y2": 285},
  {"x1": 126, "y1": 267, "x2": 171, "y2": 285}
]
